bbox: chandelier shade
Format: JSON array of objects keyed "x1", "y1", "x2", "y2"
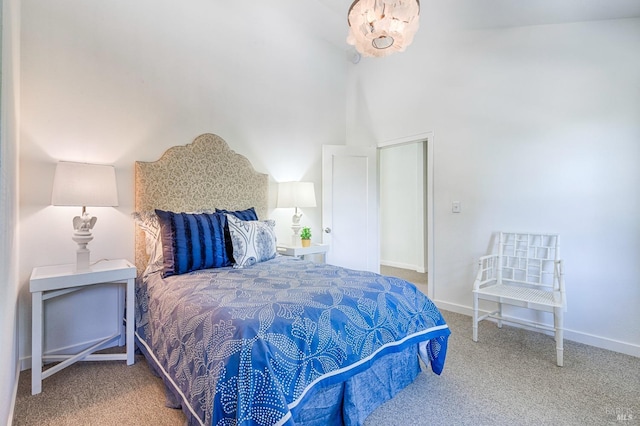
[{"x1": 347, "y1": 0, "x2": 421, "y2": 58}]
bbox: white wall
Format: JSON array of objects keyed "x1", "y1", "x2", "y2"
[
  {"x1": 0, "y1": 0, "x2": 20, "y2": 421},
  {"x1": 15, "y1": 1, "x2": 640, "y2": 388},
  {"x1": 380, "y1": 142, "x2": 425, "y2": 272},
  {"x1": 19, "y1": 1, "x2": 346, "y2": 365},
  {"x1": 348, "y1": 18, "x2": 640, "y2": 355}
]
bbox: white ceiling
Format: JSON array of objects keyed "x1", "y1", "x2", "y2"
[{"x1": 316, "y1": 0, "x2": 640, "y2": 30}]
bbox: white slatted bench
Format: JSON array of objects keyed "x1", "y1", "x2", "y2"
[{"x1": 472, "y1": 232, "x2": 566, "y2": 366}]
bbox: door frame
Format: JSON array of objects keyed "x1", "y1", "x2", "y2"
[{"x1": 378, "y1": 132, "x2": 434, "y2": 300}]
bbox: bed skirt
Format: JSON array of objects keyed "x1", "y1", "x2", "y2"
[{"x1": 136, "y1": 335, "x2": 422, "y2": 426}]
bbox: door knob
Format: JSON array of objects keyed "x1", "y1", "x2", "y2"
[{"x1": 324, "y1": 227, "x2": 332, "y2": 234}]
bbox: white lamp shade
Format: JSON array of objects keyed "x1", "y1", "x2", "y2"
[
  {"x1": 277, "y1": 182, "x2": 316, "y2": 209},
  {"x1": 51, "y1": 161, "x2": 119, "y2": 207}
]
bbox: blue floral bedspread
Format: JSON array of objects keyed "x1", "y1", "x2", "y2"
[{"x1": 136, "y1": 256, "x2": 450, "y2": 426}]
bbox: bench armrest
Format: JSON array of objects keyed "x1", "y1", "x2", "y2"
[{"x1": 473, "y1": 254, "x2": 499, "y2": 291}]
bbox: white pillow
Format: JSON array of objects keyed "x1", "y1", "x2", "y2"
[
  {"x1": 226, "y1": 214, "x2": 277, "y2": 268},
  {"x1": 131, "y1": 211, "x2": 164, "y2": 276}
]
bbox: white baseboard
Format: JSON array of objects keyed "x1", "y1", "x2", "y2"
[
  {"x1": 433, "y1": 299, "x2": 640, "y2": 358},
  {"x1": 7, "y1": 361, "x2": 19, "y2": 426},
  {"x1": 562, "y1": 328, "x2": 640, "y2": 358},
  {"x1": 433, "y1": 299, "x2": 471, "y2": 317},
  {"x1": 380, "y1": 260, "x2": 426, "y2": 273},
  {"x1": 8, "y1": 307, "x2": 19, "y2": 426}
]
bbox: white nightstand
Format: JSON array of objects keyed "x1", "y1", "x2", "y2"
[
  {"x1": 30, "y1": 259, "x2": 137, "y2": 395},
  {"x1": 277, "y1": 244, "x2": 329, "y2": 262}
]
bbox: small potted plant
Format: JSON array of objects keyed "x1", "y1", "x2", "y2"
[{"x1": 300, "y1": 227, "x2": 312, "y2": 247}]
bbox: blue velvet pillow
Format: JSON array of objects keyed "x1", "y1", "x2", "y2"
[
  {"x1": 215, "y1": 208, "x2": 259, "y2": 261},
  {"x1": 155, "y1": 209, "x2": 231, "y2": 277}
]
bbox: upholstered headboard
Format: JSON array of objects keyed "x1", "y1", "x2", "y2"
[{"x1": 134, "y1": 133, "x2": 269, "y2": 274}]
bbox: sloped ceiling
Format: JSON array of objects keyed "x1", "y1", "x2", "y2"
[
  {"x1": 314, "y1": 0, "x2": 640, "y2": 48},
  {"x1": 423, "y1": 0, "x2": 640, "y2": 29}
]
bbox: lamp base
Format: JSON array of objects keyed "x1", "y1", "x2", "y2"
[
  {"x1": 291, "y1": 225, "x2": 301, "y2": 247},
  {"x1": 76, "y1": 247, "x2": 91, "y2": 271},
  {"x1": 72, "y1": 231, "x2": 93, "y2": 272},
  {"x1": 291, "y1": 211, "x2": 303, "y2": 247}
]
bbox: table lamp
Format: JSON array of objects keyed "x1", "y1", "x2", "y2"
[
  {"x1": 51, "y1": 161, "x2": 119, "y2": 271},
  {"x1": 276, "y1": 181, "x2": 316, "y2": 246}
]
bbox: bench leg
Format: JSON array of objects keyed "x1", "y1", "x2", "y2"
[
  {"x1": 472, "y1": 293, "x2": 479, "y2": 342},
  {"x1": 554, "y1": 307, "x2": 564, "y2": 367},
  {"x1": 497, "y1": 301, "x2": 503, "y2": 328}
]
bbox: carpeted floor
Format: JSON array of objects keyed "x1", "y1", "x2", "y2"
[
  {"x1": 13, "y1": 351, "x2": 184, "y2": 426},
  {"x1": 365, "y1": 310, "x2": 640, "y2": 425},
  {"x1": 380, "y1": 265, "x2": 428, "y2": 292},
  {"x1": 13, "y1": 309, "x2": 639, "y2": 425}
]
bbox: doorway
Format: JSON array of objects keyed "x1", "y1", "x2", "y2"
[{"x1": 378, "y1": 133, "x2": 433, "y2": 299}]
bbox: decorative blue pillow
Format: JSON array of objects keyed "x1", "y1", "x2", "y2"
[
  {"x1": 215, "y1": 207, "x2": 258, "y2": 221},
  {"x1": 226, "y1": 214, "x2": 277, "y2": 268},
  {"x1": 155, "y1": 209, "x2": 231, "y2": 277}
]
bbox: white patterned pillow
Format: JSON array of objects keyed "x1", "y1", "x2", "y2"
[
  {"x1": 132, "y1": 211, "x2": 164, "y2": 277},
  {"x1": 226, "y1": 214, "x2": 277, "y2": 268}
]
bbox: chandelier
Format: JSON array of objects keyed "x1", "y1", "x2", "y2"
[{"x1": 347, "y1": 0, "x2": 421, "y2": 58}]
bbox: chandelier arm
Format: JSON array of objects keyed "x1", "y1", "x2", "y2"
[{"x1": 347, "y1": 0, "x2": 360, "y2": 26}]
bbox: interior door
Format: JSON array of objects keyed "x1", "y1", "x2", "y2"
[{"x1": 322, "y1": 145, "x2": 378, "y2": 272}]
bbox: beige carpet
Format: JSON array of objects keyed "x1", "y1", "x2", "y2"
[
  {"x1": 380, "y1": 265, "x2": 428, "y2": 291},
  {"x1": 14, "y1": 309, "x2": 639, "y2": 425},
  {"x1": 13, "y1": 351, "x2": 184, "y2": 426}
]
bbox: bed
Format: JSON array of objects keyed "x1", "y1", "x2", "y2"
[{"x1": 133, "y1": 133, "x2": 450, "y2": 426}]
